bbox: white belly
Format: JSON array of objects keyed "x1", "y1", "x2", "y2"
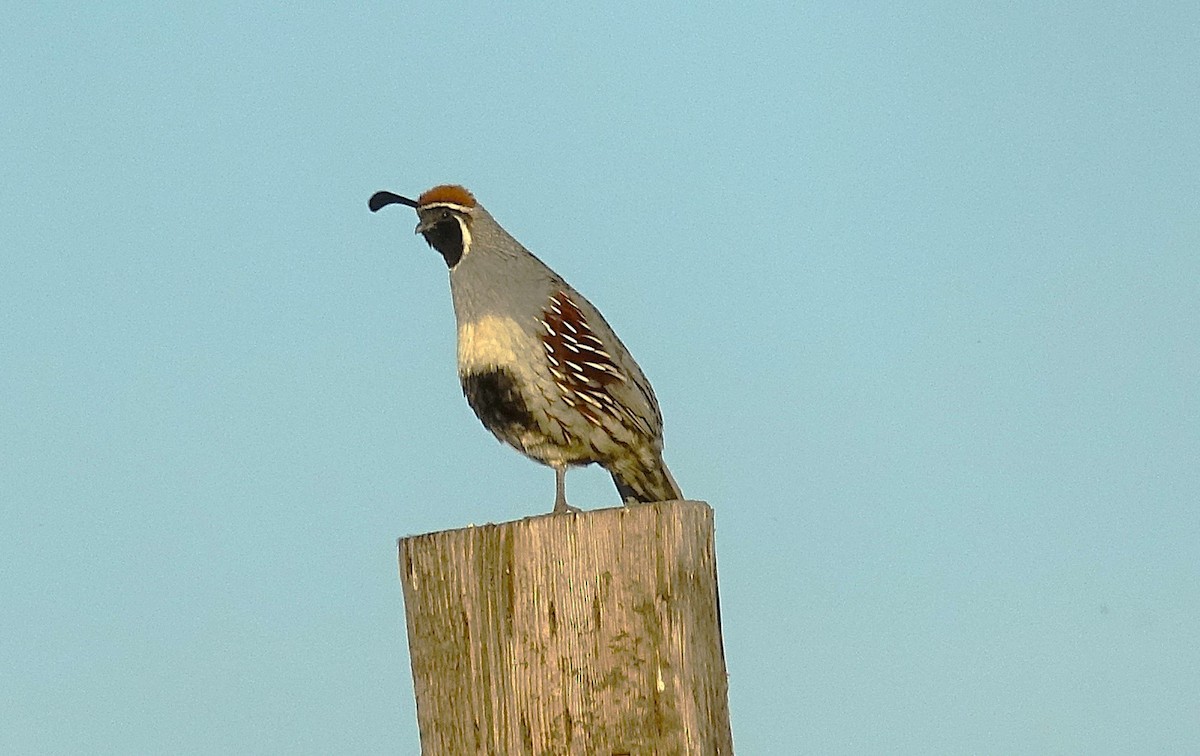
[{"x1": 457, "y1": 314, "x2": 531, "y2": 374}]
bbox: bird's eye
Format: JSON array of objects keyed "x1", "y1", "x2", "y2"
[{"x1": 440, "y1": 209, "x2": 451, "y2": 221}]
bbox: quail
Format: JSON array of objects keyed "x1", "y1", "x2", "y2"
[{"x1": 369, "y1": 184, "x2": 683, "y2": 514}]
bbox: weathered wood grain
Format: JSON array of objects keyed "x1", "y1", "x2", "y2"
[{"x1": 398, "y1": 500, "x2": 732, "y2": 755}]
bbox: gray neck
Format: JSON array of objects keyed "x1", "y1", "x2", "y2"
[{"x1": 448, "y1": 206, "x2": 564, "y2": 326}]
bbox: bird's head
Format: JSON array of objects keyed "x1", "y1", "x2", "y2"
[{"x1": 369, "y1": 184, "x2": 477, "y2": 268}]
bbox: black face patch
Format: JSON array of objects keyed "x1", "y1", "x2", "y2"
[
  {"x1": 420, "y1": 212, "x2": 464, "y2": 268},
  {"x1": 461, "y1": 369, "x2": 535, "y2": 442}
]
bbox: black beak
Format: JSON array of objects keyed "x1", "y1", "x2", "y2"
[{"x1": 368, "y1": 190, "x2": 419, "y2": 212}]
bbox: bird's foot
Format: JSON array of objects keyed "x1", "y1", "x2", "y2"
[
  {"x1": 551, "y1": 497, "x2": 581, "y2": 515},
  {"x1": 551, "y1": 465, "x2": 580, "y2": 514}
]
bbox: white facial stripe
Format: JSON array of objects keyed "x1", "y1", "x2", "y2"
[
  {"x1": 419, "y1": 202, "x2": 472, "y2": 212},
  {"x1": 456, "y1": 215, "x2": 471, "y2": 259}
]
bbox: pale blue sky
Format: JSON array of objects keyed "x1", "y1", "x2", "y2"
[{"x1": 2, "y1": 3, "x2": 1197, "y2": 753}]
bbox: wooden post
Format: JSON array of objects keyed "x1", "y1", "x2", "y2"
[{"x1": 397, "y1": 500, "x2": 732, "y2": 755}]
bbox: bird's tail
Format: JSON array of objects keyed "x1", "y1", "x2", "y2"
[{"x1": 610, "y1": 453, "x2": 683, "y2": 504}]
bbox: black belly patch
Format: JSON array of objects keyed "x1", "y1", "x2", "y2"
[{"x1": 461, "y1": 368, "x2": 536, "y2": 440}]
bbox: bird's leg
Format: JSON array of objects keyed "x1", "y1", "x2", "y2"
[{"x1": 552, "y1": 464, "x2": 581, "y2": 514}]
